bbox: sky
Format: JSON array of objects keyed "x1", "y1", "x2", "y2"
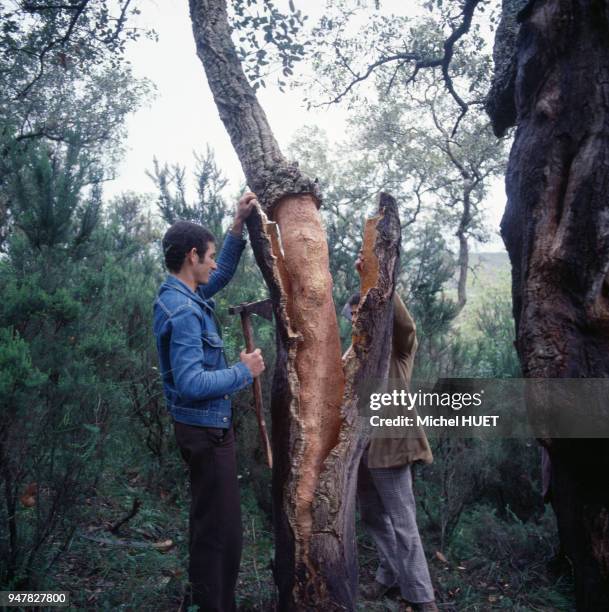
[{"x1": 105, "y1": 0, "x2": 508, "y2": 253}]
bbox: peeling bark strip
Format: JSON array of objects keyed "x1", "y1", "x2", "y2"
[
  {"x1": 274, "y1": 194, "x2": 345, "y2": 599},
  {"x1": 188, "y1": 1, "x2": 401, "y2": 609},
  {"x1": 487, "y1": 0, "x2": 609, "y2": 608},
  {"x1": 283, "y1": 193, "x2": 400, "y2": 610}
]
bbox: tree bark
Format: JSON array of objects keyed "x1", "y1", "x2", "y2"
[
  {"x1": 455, "y1": 183, "x2": 473, "y2": 312},
  {"x1": 188, "y1": 1, "x2": 401, "y2": 609},
  {"x1": 487, "y1": 1, "x2": 609, "y2": 608}
]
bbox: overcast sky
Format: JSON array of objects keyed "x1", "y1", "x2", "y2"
[{"x1": 105, "y1": 0, "x2": 507, "y2": 253}]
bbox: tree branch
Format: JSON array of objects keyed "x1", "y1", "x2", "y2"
[
  {"x1": 21, "y1": 3, "x2": 86, "y2": 10},
  {"x1": 99, "y1": 0, "x2": 132, "y2": 45},
  {"x1": 109, "y1": 498, "x2": 142, "y2": 534},
  {"x1": 16, "y1": 0, "x2": 90, "y2": 100},
  {"x1": 188, "y1": 0, "x2": 319, "y2": 212},
  {"x1": 324, "y1": 0, "x2": 482, "y2": 119}
]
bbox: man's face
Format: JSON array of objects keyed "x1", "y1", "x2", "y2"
[{"x1": 195, "y1": 242, "x2": 217, "y2": 284}]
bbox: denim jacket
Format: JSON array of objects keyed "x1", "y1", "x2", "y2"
[{"x1": 153, "y1": 232, "x2": 253, "y2": 428}]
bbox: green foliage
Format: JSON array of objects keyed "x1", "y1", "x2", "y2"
[
  {"x1": 0, "y1": 0, "x2": 152, "y2": 252},
  {"x1": 0, "y1": 326, "x2": 46, "y2": 408},
  {"x1": 403, "y1": 223, "x2": 461, "y2": 378},
  {"x1": 354, "y1": 70, "x2": 507, "y2": 239},
  {"x1": 7, "y1": 140, "x2": 102, "y2": 251},
  {"x1": 438, "y1": 504, "x2": 573, "y2": 610},
  {"x1": 306, "y1": 0, "x2": 495, "y2": 109},
  {"x1": 408, "y1": 437, "x2": 573, "y2": 609},
  {"x1": 236, "y1": 487, "x2": 275, "y2": 609},
  {"x1": 0, "y1": 1, "x2": 152, "y2": 127},
  {"x1": 463, "y1": 287, "x2": 521, "y2": 377},
  {"x1": 148, "y1": 146, "x2": 229, "y2": 240},
  {"x1": 230, "y1": 0, "x2": 308, "y2": 92},
  {"x1": 288, "y1": 122, "x2": 514, "y2": 379},
  {"x1": 0, "y1": 55, "x2": 161, "y2": 584},
  {"x1": 288, "y1": 31, "x2": 507, "y2": 361},
  {"x1": 0, "y1": 202, "x2": 163, "y2": 587},
  {"x1": 0, "y1": 2, "x2": 570, "y2": 608}
]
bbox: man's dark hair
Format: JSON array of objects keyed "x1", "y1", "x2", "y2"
[
  {"x1": 162, "y1": 221, "x2": 215, "y2": 273},
  {"x1": 348, "y1": 292, "x2": 361, "y2": 307}
]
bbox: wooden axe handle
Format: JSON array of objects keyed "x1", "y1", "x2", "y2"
[{"x1": 240, "y1": 311, "x2": 273, "y2": 469}]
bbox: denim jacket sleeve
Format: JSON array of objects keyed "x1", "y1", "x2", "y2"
[
  {"x1": 199, "y1": 232, "x2": 246, "y2": 300},
  {"x1": 170, "y1": 304, "x2": 253, "y2": 401}
]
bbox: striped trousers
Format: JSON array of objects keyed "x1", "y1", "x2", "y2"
[{"x1": 357, "y1": 451, "x2": 434, "y2": 603}]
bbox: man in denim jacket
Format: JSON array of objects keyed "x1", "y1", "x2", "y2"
[{"x1": 153, "y1": 192, "x2": 264, "y2": 611}]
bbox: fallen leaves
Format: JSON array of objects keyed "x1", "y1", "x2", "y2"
[
  {"x1": 435, "y1": 550, "x2": 448, "y2": 564},
  {"x1": 152, "y1": 539, "x2": 175, "y2": 552}
]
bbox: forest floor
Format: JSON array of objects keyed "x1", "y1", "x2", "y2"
[{"x1": 48, "y1": 474, "x2": 574, "y2": 611}]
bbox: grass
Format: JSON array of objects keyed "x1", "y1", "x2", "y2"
[
  {"x1": 40, "y1": 464, "x2": 574, "y2": 611},
  {"x1": 50, "y1": 475, "x2": 189, "y2": 610}
]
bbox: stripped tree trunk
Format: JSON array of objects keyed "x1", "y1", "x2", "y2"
[
  {"x1": 487, "y1": 0, "x2": 609, "y2": 608},
  {"x1": 188, "y1": 1, "x2": 401, "y2": 609}
]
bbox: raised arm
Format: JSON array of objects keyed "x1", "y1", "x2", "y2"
[
  {"x1": 199, "y1": 191, "x2": 257, "y2": 299},
  {"x1": 199, "y1": 232, "x2": 246, "y2": 299}
]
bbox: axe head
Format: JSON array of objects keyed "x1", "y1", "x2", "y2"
[{"x1": 228, "y1": 298, "x2": 273, "y2": 321}]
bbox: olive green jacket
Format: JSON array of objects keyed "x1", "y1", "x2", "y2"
[{"x1": 367, "y1": 293, "x2": 433, "y2": 468}]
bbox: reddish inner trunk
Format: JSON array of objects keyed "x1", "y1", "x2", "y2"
[{"x1": 273, "y1": 195, "x2": 345, "y2": 558}]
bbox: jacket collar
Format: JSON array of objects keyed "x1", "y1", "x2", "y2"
[{"x1": 162, "y1": 275, "x2": 215, "y2": 311}]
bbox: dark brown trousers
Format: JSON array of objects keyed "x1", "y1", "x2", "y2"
[{"x1": 174, "y1": 423, "x2": 242, "y2": 612}]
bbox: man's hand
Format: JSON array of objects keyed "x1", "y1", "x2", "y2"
[
  {"x1": 230, "y1": 191, "x2": 258, "y2": 236},
  {"x1": 236, "y1": 191, "x2": 257, "y2": 221},
  {"x1": 240, "y1": 348, "x2": 265, "y2": 378}
]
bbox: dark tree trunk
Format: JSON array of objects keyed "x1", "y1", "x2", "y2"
[
  {"x1": 487, "y1": 0, "x2": 609, "y2": 608},
  {"x1": 188, "y1": 1, "x2": 401, "y2": 609},
  {"x1": 455, "y1": 183, "x2": 473, "y2": 312}
]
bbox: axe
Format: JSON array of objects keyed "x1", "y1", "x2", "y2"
[{"x1": 228, "y1": 298, "x2": 273, "y2": 468}]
